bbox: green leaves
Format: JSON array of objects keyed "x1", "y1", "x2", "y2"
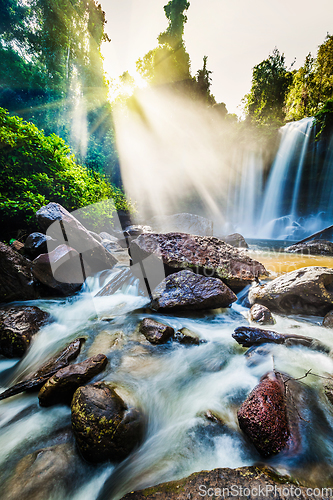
[{"x1": 0, "y1": 108, "x2": 133, "y2": 238}]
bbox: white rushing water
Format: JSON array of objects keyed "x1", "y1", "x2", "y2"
[{"x1": 2, "y1": 270, "x2": 333, "y2": 499}]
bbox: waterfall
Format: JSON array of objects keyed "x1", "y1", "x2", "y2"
[{"x1": 258, "y1": 117, "x2": 314, "y2": 239}]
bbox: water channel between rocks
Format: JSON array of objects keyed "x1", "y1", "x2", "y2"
[{"x1": 2, "y1": 247, "x2": 333, "y2": 500}]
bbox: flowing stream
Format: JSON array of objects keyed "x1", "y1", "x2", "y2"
[{"x1": 2, "y1": 251, "x2": 333, "y2": 499}]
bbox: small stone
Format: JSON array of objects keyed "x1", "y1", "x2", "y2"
[
  {"x1": 139, "y1": 318, "x2": 174, "y2": 344},
  {"x1": 249, "y1": 304, "x2": 275, "y2": 325},
  {"x1": 174, "y1": 327, "x2": 201, "y2": 345},
  {"x1": 323, "y1": 311, "x2": 333, "y2": 328}
]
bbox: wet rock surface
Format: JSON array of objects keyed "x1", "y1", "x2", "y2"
[
  {"x1": 24, "y1": 232, "x2": 55, "y2": 259},
  {"x1": 0, "y1": 306, "x2": 50, "y2": 358},
  {"x1": 119, "y1": 465, "x2": 313, "y2": 500},
  {"x1": 249, "y1": 303, "x2": 275, "y2": 325},
  {"x1": 286, "y1": 240, "x2": 333, "y2": 255},
  {"x1": 151, "y1": 270, "x2": 237, "y2": 311},
  {"x1": 323, "y1": 310, "x2": 333, "y2": 328},
  {"x1": 71, "y1": 382, "x2": 145, "y2": 463},
  {"x1": 32, "y1": 244, "x2": 84, "y2": 296},
  {"x1": 36, "y1": 202, "x2": 117, "y2": 273},
  {"x1": 237, "y1": 371, "x2": 290, "y2": 457},
  {"x1": 131, "y1": 232, "x2": 268, "y2": 290},
  {"x1": 232, "y1": 326, "x2": 328, "y2": 352},
  {"x1": 1, "y1": 443, "x2": 79, "y2": 500},
  {"x1": 174, "y1": 327, "x2": 201, "y2": 345},
  {"x1": 0, "y1": 242, "x2": 37, "y2": 302},
  {"x1": 0, "y1": 338, "x2": 85, "y2": 401},
  {"x1": 38, "y1": 354, "x2": 108, "y2": 407},
  {"x1": 139, "y1": 318, "x2": 174, "y2": 344},
  {"x1": 249, "y1": 266, "x2": 333, "y2": 316}
]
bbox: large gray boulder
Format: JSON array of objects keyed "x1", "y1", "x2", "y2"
[
  {"x1": 249, "y1": 266, "x2": 333, "y2": 316},
  {"x1": 150, "y1": 213, "x2": 213, "y2": 236},
  {"x1": 36, "y1": 202, "x2": 117, "y2": 273},
  {"x1": 71, "y1": 382, "x2": 145, "y2": 463},
  {"x1": 131, "y1": 233, "x2": 267, "y2": 291},
  {"x1": 0, "y1": 306, "x2": 50, "y2": 358},
  {"x1": 151, "y1": 270, "x2": 237, "y2": 311},
  {"x1": 0, "y1": 242, "x2": 37, "y2": 302}
]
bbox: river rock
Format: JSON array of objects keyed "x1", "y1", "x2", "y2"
[
  {"x1": 36, "y1": 202, "x2": 117, "y2": 273},
  {"x1": 139, "y1": 318, "x2": 174, "y2": 344},
  {"x1": 237, "y1": 371, "x2": 290, "y2": 457},
  {"x1": 150, "y1": 213, "x2": 213, "y2": 236},
  {"x1": 222, "y1": 233, "x2": 248, "y2": 248},
  {"x1": 0, "y1": 242, "x2": 37, "y2": 302},
  {"x1": 1, "y1": 443, "x2": 78, "y2": 500},
  {"x1": 323, "y1": 311, "x2": 333, "y2": 328},
  {"x1": 0, "y1": 338, "x2": 85, "y2": 401},
  {"x1": 174, "y1": 327, "x2": 201, "y2": 345},
  {"x1": 249, "y1": 304, "x2": 275, "y2": 325},
  {"x1": 10, "y1": 240, "x2": 24, "y2": 254},
  {"x1": 249, "y1": 266, "x2": 333, "y2": 316},
  {"x1": 323, "y1": 377, "x2": 333, "y2": 406},
  {"x1": 38, "y1": 354, "x2": 108, "y2": 407},
  {"x1": 24, "y1": 232, "x2": 55, "y2": 259},
  {"x1": 131, "y1": 233, "x2": 267, "y2": 291},
  {"x1": 0, "y1": 306, "x2": 50, "y2": 358},
  {"x1": 151, "y1": 270, "x2": 237, "y2": 311},
  {"x1": 71, "y1": 382, "x2": 145, "y2": 463},
  {"x1": 32, "y1": 244, "x2": 84, "y2": 296},
  {"x1": 286, "y1": 240, "x2": 333, "y2": 256},
  {"x1": 118, "y1": 465, "x2": 313, "y2": 500}
]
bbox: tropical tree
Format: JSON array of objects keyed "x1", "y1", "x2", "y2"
[{"x1": 243, "y1": 48, "x2": 293, "y2": 125}]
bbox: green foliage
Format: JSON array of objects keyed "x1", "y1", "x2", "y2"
[
  {"x1": 0, "y1": 108, "x2": 132, "y2": 237},
  {"x1": 195, "y1": 56, "x2": 216, "y2": 105},
  {"x1": 243, "y1": 48, "x2": 293, "y2": 126},
  {"x1": 285, "y1": 34, "x2": 333, "y2": 121},
  {"x1": 314, "y1": 98, "x2": 333, "y2": 138}
]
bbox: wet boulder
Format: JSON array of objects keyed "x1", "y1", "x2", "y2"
[
  {"x1": 0, "y1": 338, "x2": 85, "y2": 401},
  {"x1": 174, "y1": 327, "x2": 201, "y2": 345},
  {"x1": 286, "y1": 240, "x2": 333, "y2": 256},
  {"x1": 1, "y1": 443, "x2": 79, "y2": 500},
  {"x1": 138, "y1": 318, "x2": 174, "y2": 344},
  {"x1": 237, "y1": 371, "x2": 290, "y2": 457},
  {"x1": 249, "y1": 304, "x2": 275, "y2": 325},
  {"x1": 24, "y1": 232, "x2": 56, "y2": 259},
  {"x1": 131, "y1": 233, "x2": 267, "y2": 291},
  {"x1": 32, "y1": 244, "x2": 84, "y2": 296},
  {"x1": 0, "y1": 306, "x2": 50, "y2": 358},
  {"x1": 10, "y1": 240, "x2": 24, "y2": 254},
  {"x1": 0, "y1": 242, "x2": 37, "y2": 302},
  {"x1": 38, "y1": 354, "x2": 108, "y2": 407},
  {"x1": 323, "y1": 377, "x2": 333, "y2": 406},
  {"x1": 323, "y1": 311, "x2": 333, "y2": 328},
  {"x1": 151, "y1": 270, "x2": 237, "y2": 312},
  {"x1": 71, "y1": 382, "x2": 145, "y2": 463},
  {"x1": 36, "y1": 202, "x2": 117, "y2": 273},
  {"x1": 249, "y1": 266, "x2": 333, "y2": 316},
  {"x1": 118, "y1": 466, "x2": 312, "y2": 500},
  {"x1": 222, "y1": 233, "x2": 248, "y2": 248}
]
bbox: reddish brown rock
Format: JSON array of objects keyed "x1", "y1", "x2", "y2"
[
  {"x1": 237, "y1": 372, "x2": 290, "y2": 457},
  {"x1": 139, "y1": 318, "x2": 174, "y2": 344},
  {"x1": 0, "y1": 241, "x2": 37, "y2": 302},
  {"x1": 0, "y1": 306, "x2": 50, "y2": 358},
  {"x1": 38, "y1": 354, "x2": 108, "y2": 407},
  {"x1": 151, "y1": 270, "x2": 237, "y2": 311},
  {"x1": 131, "y1": 232, "x2": 267, "y2": 290}
]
